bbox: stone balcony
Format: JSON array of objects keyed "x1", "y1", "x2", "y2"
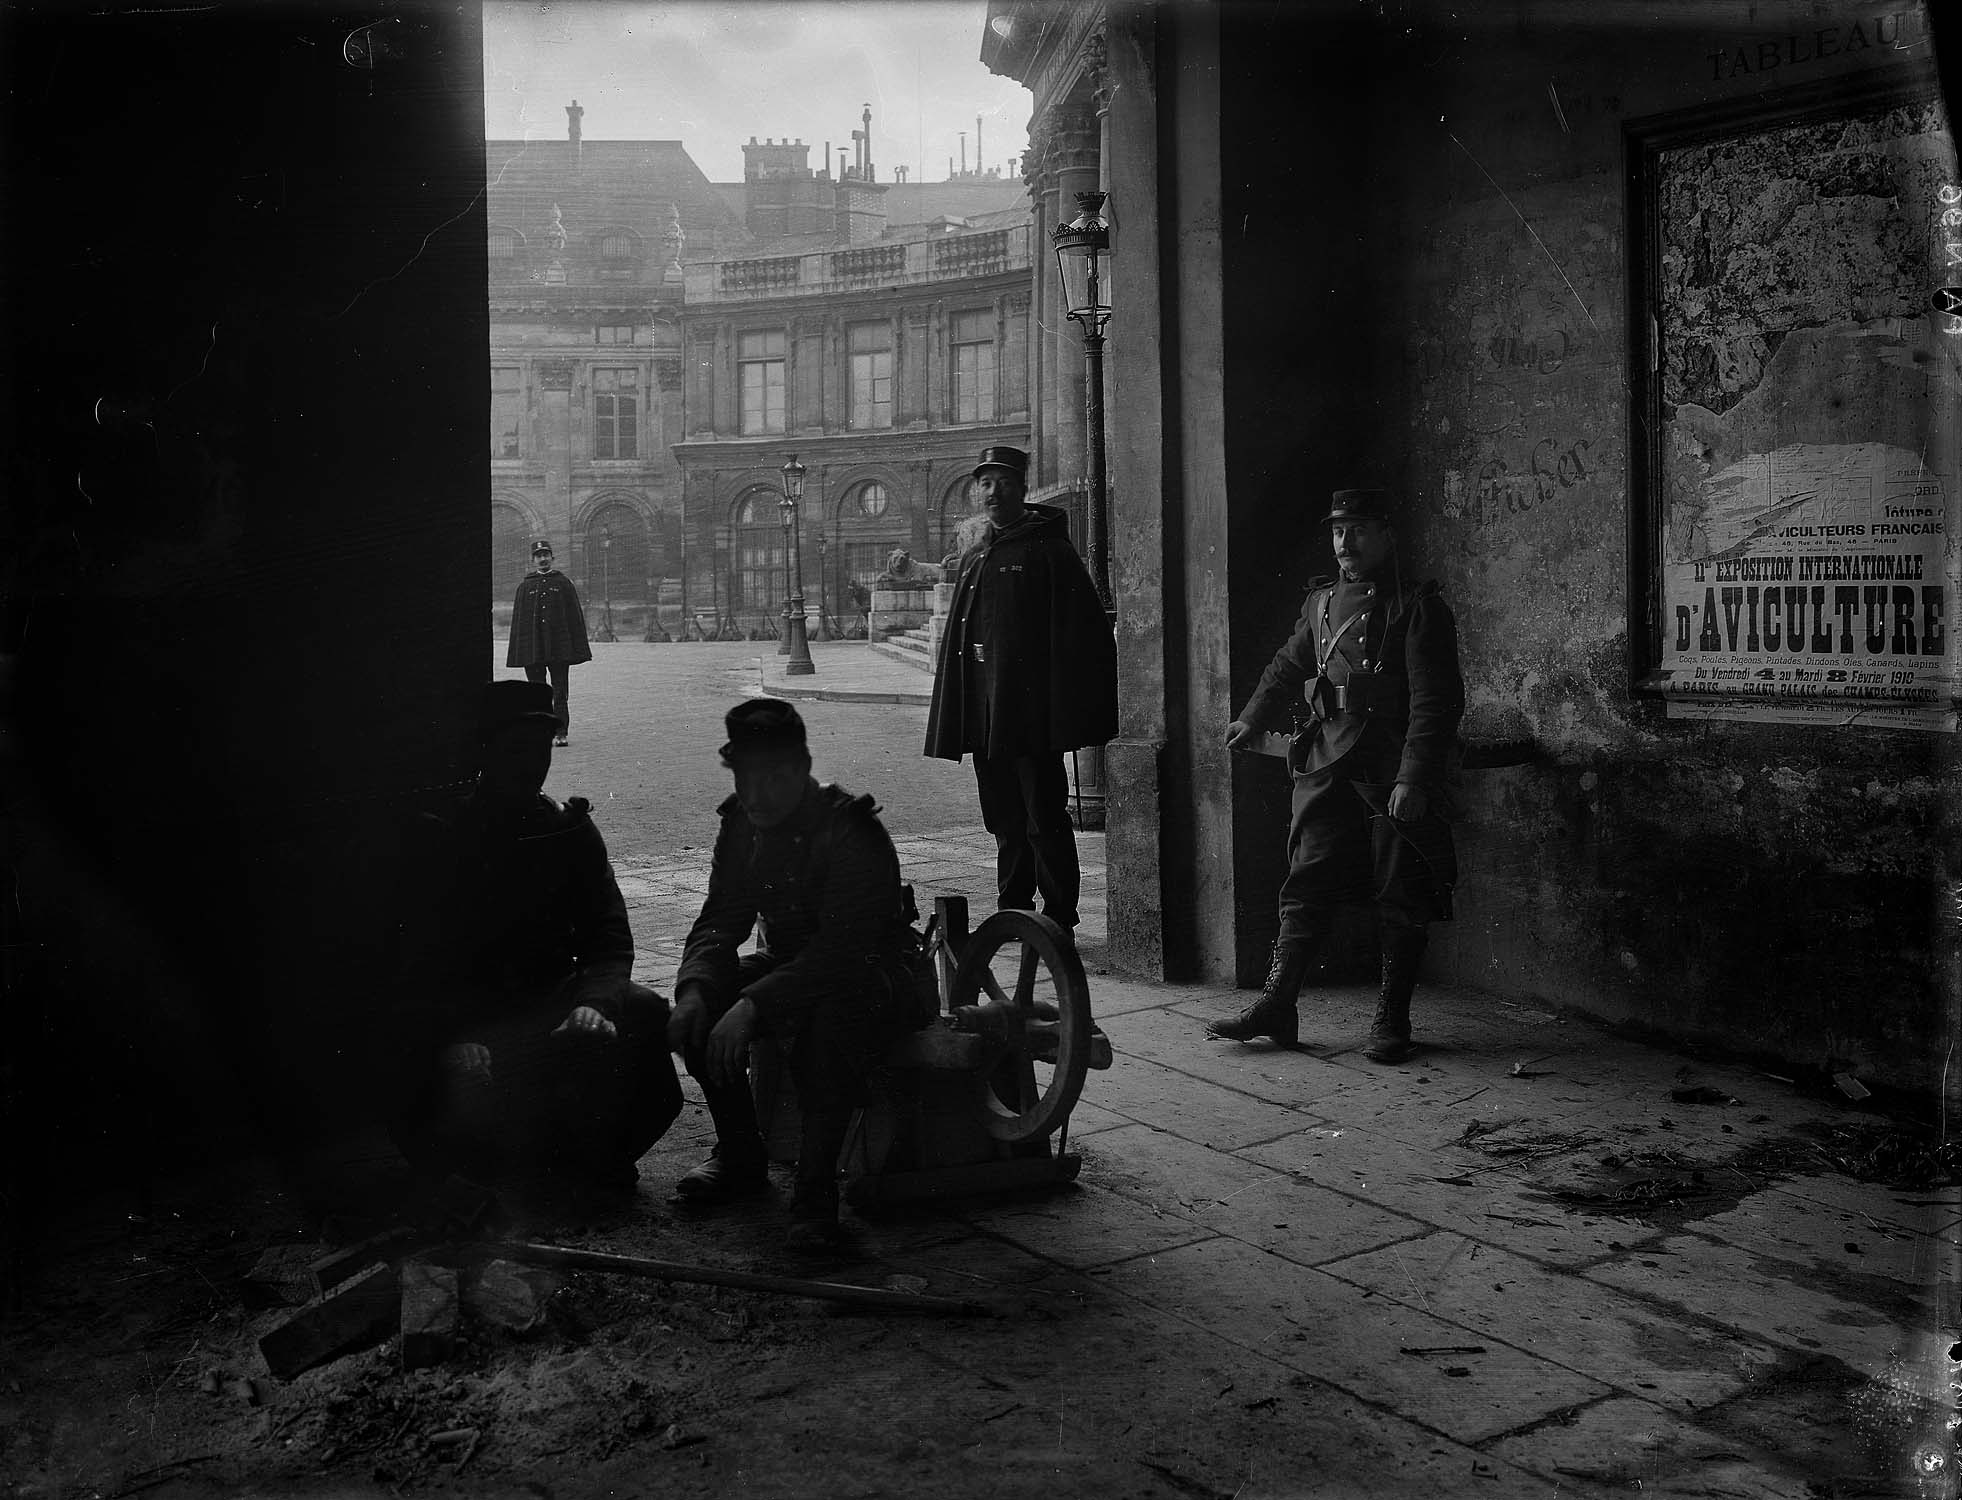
[{"x1": 687, "y1": 224, "x2": 1031, "y2": 304}]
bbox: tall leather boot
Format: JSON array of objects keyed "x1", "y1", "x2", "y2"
[
  {"x1": 676, "y1": 1069, "x2": 770, "y2": 1202},
  {"x1": 785, "y1": 1108, "x2": 853, "y2": 1251},
  {"x1": 1208, "y1": 942, "x2": 1311, "y2": 1046},
  {"x1": 1363, "y1": 924, "x2": 1427, "y2": 1064}
]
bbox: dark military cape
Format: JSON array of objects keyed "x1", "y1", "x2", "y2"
[
  {"x1": 506, "y1": 568, "x2": 593, "y2": 668},
  {"x1": 923, "y1": 503, "x2": 1118, "y2": 761}
]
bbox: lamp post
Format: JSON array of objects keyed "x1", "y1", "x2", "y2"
[
  {"x1": 815, "y1": 531, "x2": 831, "y2": 641},
  {"x1": 596, "y1": 525, "x2": 618, "y2": 642},
  {"x1": 777, "y1": 500, "x2": 793, "y2": 655},
  {"x1": 1051, "y1": 190, "x2": 1114, "y2": 613},
  {"x1": 779, "y1": 454, "x2": 816, "y2": 675},
  {"x1": 1052, "y1": 190, "x2": 1113, "y2": 833}
]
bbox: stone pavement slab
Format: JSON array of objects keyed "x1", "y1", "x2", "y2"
[
  {"x1": 1235, "y1": 1126, "x2": 1668, "y2": 1267},
  {"x1": 1318, "y1": 1230, "x2": 1778, "y2": 1413},
  {"x1": 1091, "y1": 1050, "x2": 1330, "y2": 1151},
  {"x1": 1098, "y1": 1236, "x2": 1615, "y2": 1445},
  {"x1": 958, "y1": 1181, "x2": 1218, "y2": 1270},
  {"x1": 1483, "y1": 1395, "x2": 1810, "y2": 1498},
  {"x1": 1583, "y1": 1230, "x2": 1929, "y2": 1381},
  {"x1": 1084, "y1": 1122, "x2": 1432, "y2": 1268}
]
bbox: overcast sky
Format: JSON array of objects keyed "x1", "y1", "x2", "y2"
[{"x1": 483, "y1": 1, "x2": 1031, "y2": 185}]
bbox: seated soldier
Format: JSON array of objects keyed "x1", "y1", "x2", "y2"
[
  {"x1": 667, "y1": 699, "x2": 930, "y2": 1250},
  {"x1": 393, "y1": 680, "x2": 683, "y2": 1205}
]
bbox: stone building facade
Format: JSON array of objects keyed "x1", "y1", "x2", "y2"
[
  {"x1": 984, "y1": 0, "x2": 1958, "y2": 1091},
  {"x1": 486, "y1": 121, "x2": 1029, "y2": 638}
]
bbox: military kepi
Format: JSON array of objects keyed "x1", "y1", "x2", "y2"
[
  {"x1": 531, "y1": 539, "x2": 554, "y2": 557},
  {"x1": 1321, "y1": 489, "x2": 1392, "y2": 526},
  {"x1": 479, "y1": 679, "x2": 559, "y2": 738},
  {"x1": 972, "y1": 445, "x2": 1029, "y2": 481},
  {"x1": 720, "y1": 698, "x2": 808, "y2": 763}
]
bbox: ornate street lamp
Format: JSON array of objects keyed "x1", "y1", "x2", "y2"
[
  {"x1": 1051, "y1": 189, "x2": 1113, "y2": 613},
  {"x1": 596, "y1": 525, "x2": 618, "y2": 642},
  {"x1": 815, "y1": 531, "x2": 831, "y2": 641},
  {"x1": 1053, "y1": 190, "x2": 1114, "y2": 833},
  {"x1": 779, "y1": 454, "x2": 816, "y2": 675}
]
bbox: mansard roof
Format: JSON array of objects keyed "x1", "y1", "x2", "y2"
[{"x1": 485, "y1": 139, "x2": 755, "y2": 256}]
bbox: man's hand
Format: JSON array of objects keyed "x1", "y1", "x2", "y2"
[
  {"x1": 706, "y1": 997, "x2": 758, "y2": 1088},
  {"x1": 1388, "y1": 782, "x2": 1429, "y2": 823},
  {"x1": 441, "y1": 1042, "x2": 492, "y2": 1083},
  {"x1": 551, "y1": 1004, "x2": 618, "y2": 1042},
  {"x1": 1224, "y1": 719, "x2": 1259, "y2": 751},
  {"x1": 666, "y1": 983, "x2": 712, "y2": 1055}
]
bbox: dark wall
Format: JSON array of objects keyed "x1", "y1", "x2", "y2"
[
  {"x1": 1215, "y1": 0, "x2": 1956, "y2": 1086},
  {"x1": 2, "y1": 3, "x2": 489, "y2": 1167}
]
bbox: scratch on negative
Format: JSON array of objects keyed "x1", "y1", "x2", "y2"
[
  {"x1": 168, "y1": 323, "x2": 221, "y2": 406},
  {"x1": 338, "y1": 147, "x2": 532, "y2": 320},
  {"x1": 337, "y1": 185, "x2": 489, "y2": 319},
  {"x1": 1446, "y1": 130, "x2": 1598, "y2": 334}
]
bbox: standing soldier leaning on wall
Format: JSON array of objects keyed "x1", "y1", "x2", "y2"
[
  {"x1": 508, "y1": 539, "x2": 592, "y2": 747},
  {"x1": 1213, "y1": 489, "x2": 1464, "y2": 1063}
]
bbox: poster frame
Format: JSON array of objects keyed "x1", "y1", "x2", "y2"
[{"x1": 1622, "y1": 64, "x2": 1950, "y2": 717}]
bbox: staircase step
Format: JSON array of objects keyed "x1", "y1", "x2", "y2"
[{"x1": 869, "y1": 638, "x2": 936, "y2": 674}]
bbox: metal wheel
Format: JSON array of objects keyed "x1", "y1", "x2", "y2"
[{"x1": 947, "y1": 910, "x2": 1093, "y2": 1144}]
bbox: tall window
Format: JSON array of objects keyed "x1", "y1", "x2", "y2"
[
  {"x1": 849, "y1": 321, "x2": 893, "y2": 429},
  {"x1": 951, "y1": 309, "x2": 997, "y2": 423},
  {"x1": 489, "y1": 229, "x2": 519, "y2": 260},
  {"x1": 490, "y1": 366, "x2": 522, "y2": 458},
  {"x1": 593, "y1": 368, "x2": 638, "y2": 459},
  {"x1": 595, "y1": 324, "x2": 636, "y2": 345},
  {"x1": 735, "y1": 492, "x2": 785, "y2": 616},
  {"x1": 739, "y1": 329, "x2": 787, "y2": 435}
]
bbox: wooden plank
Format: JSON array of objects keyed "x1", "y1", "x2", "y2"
[{"x1": 258, "y1": 1262, "x2": 400, "y2": 1379}]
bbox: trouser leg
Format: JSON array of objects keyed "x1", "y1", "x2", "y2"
[
  {"x1": 975, "y1": 754, "x2": 1080, "y2": 928},
  {"x1": 675, "y1": 956, "x2": 774, "y2": 1189},
  {"x1": 975, "y1": 756, "x2": 1038, "y2": 912},
  {"x1": 549, "y1": 662, "x2": 571, "y2": 737}
]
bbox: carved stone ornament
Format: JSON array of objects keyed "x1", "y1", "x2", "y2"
[{"x1": 536, "y1": 359, "x2": 575, "y2": 391}]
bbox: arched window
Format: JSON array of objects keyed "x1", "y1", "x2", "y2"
[
  {"x1": 856, "y1": 481, "x2": 889, "y2": 517},
  {"x1": 584, "y1": 502, "x2": 651, "y2": 610},
  {"x1": 489, "y1": 229, "x2": 520, "y2": 259},
  {"x1": 490, "y1": 501, "x2": 533, "y2": 605},
  {"x1": 599, "y1": 232, "x2": 636, "y2": 259}
]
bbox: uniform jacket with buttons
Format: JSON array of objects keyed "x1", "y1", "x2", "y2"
[
  {"x1": 506, "y1": 568, "x2": 593, "y2": 669},
  {"x1": 676, "y1": 780, "x2": 925, "y2": 1030},
  {"x1": 924, "y1": 502, "x2": 1118, "y2": 762},
  {"x1": 1239, "y1": 569, "x2": 1464, "y2": 788},
  {"x1": 406, "y1": 792, "x2": 634, "y2": 1035}
]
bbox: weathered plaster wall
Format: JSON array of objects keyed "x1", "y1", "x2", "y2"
[{"x1": 1218, "y1": 1, "x2": 1956, "y2": 1087}]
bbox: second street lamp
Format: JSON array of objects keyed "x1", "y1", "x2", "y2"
[
  {"x1": 1051, "y1": 189, "x2": 1114, "y2": 615},
  {"x1": 815, "y1": 531, "x2": 832, "y2": 641},
  {"x1": 596, "y1": 525, "x2": 618, "y2": 642},
  {"x1": 780, "y1": 454, "x2": 816, "y2": 675}
]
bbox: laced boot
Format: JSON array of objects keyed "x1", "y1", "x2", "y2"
[
  {"x1": 676, "y1": 1073, "x2": 770, "y2": 1202},
  {"x1": 1363, "y1": 924, "x2": 1427, "y2": 1064},
  {"x1": 1208, "y1": 943, "x2": 1310, "y2": 1046},
  {"x1": 784, "y1": 1108, "x2": 852, "y2": 1251}
]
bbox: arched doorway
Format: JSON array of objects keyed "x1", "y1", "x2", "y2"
[{"x1": 583, "y1": 499, "x2": 650, "y2": 638}]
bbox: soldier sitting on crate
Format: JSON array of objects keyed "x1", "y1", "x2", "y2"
[
  {"x1": 392, "y1": 680, "x2": 684, "y2": 1207},
  {"x1": 668, "y1": 699, "x2": 934, "y2": 1250}
]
